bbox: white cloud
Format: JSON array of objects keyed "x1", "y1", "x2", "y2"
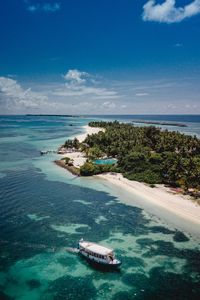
[
  {"x1": 102, "y1": 101, "x2": 116, "y2": 109},
  {"x1": 135, "y1": 93, "x2": 149, "y2": 96},
  {"x1": 0, "y1": 76, "x2": 49, "y2": 110},
  {"x1": 63, "y1": 69, "x2": 89, "y2": 85},
  {"x1": 25, "y1": 1, "x2": 61, "y2": 13},
  {"x1": 142, "y1": 0, "x2": 200, "y2": 23},
  {"x1": 53, "y1": 69, "x2": 119, "y2": 100},
  {"x1": 0, "y1": 75, "x2": 199, "y2": 114}
]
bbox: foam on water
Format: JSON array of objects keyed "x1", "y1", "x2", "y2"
[
  {"x1": 27, "y1": 214, "x2": 50, "y2": 222},
  {"x1": 95, "y1": 215, "x2": 108, "y2": 224},
  {"x1": 51, "y1": 224, "x2": 91, "y2": 235},
  {"x1": 73, "y1": 199, "x2": 92, "y2": 205}
]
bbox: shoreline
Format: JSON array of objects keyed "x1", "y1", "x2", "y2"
[
  {"x1": 59, "y1": 125, "x2": 104, "y2": 168},
  {"x1": 54, "y1": 160, "x2": 80, "y2": 176},
  {"x1": 74, "y1": 125, "x2": 104, "y2": 143},
  {"x1": 96, "y1": 173, "x2": 200, "y2": 227},
  {"x1": 56, "y1": 124, "x2": 200, "y2": 228}
]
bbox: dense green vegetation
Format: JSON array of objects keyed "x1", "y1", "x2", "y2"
[
  {"x1": 64, "y1": 137, "x2": 80, "y2": 149},
  {"x1": 80, "y1": 121, "x2": 200, "y2": 193},
  {"x1": 61, "y1": 156, "x2": 71, "y2": 164},
  {"x1": 80, "y1": 161, "x2": 116, "y2": 176}
]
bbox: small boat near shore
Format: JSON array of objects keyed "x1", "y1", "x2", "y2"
[
  {"x1": 40, "y1": 150, "x2": 57, "y2": 155},
  {"x1": 78, "y1": 239, "x2": 121, "y2": 268}
]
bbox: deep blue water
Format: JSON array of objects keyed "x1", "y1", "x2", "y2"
[{"x1": 0, "y1": 115, "x2": 200, "y2": 300}]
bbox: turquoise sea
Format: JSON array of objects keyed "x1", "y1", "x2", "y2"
[{"x1": 0, "y1": 115, "x2": 200, "y2": 300}]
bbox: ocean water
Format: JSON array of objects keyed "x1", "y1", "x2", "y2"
[
  {"x1": 91, "y1": 114, "x2": 200, "y2": 137},
  {"x1": 0, "y1": 115, "x2": 200, "y2": 300}
]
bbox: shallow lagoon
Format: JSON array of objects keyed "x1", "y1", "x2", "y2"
[{"x1": 0, "y1": 115, "x2": 200, "y2": 300}]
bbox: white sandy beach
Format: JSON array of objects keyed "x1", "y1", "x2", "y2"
[
  {"x1": 97, "y1": 173, "x2": 200, "y2": 226},
  {"x1": 75, "y1": 125, "x2": 104, "y2": 143},
  {"x1": 61, "y1": 125, "x2": 104, "y2": 168},
  {"x1": 60, "y1": 125, "x2": 200, "y2": 227}
]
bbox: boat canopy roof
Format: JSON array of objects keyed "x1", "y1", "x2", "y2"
[{"x1": 80, "y1": 241, "x2": 113, "y2": 256}]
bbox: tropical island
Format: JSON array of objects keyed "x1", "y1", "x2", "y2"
[
  {"x1": 56, "y1": 121, "x2": 200, "y2": 196},
  {"x1": 132, "y1": 120, "x2": 187, "y2": 127},
  {"x1": 53, "y1": 120, "x2": 200, "y2": 225}
]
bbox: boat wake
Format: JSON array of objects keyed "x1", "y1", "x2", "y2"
[{"x1": 65, "y1": 247, "x2": 80, "y2": 254}]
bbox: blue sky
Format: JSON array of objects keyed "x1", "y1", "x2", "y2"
[{"x1": 0, "y1": 0, "x2": 200, "y2": 114}]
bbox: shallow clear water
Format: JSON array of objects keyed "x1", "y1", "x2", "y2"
[{"x1": 0, "y1": 115, "x2": 200, "y2": 300}]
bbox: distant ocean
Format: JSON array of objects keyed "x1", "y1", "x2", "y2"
[
  {"x1": 90, "y1": 114, "x2": 200, "y2": 137},
  {"x1": 92, "y1": 114, "x2": 200, "y2": 123},
  {"x1": 0, "y1": 115, "x2": 200, "y2": 300}
]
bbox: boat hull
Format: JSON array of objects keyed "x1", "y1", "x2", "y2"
[
  {"x1": 79, "y1": 251, "x2": 121, "y2": 269},
  {"x1": 78, "y1": 240, "x2": 121, "y2": 270}
]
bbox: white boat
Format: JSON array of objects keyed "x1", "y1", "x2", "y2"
[{"x1": 78, "y1": 239, "x2": 121, "y2": 268}]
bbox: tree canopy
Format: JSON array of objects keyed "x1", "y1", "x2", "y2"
[{"x1": 81, "y1": 121, "x2": 200, "y2": 192}]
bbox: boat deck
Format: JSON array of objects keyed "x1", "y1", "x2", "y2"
[{"x1": 79, "y1": 241, "x2": 113, "y2": 255}]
